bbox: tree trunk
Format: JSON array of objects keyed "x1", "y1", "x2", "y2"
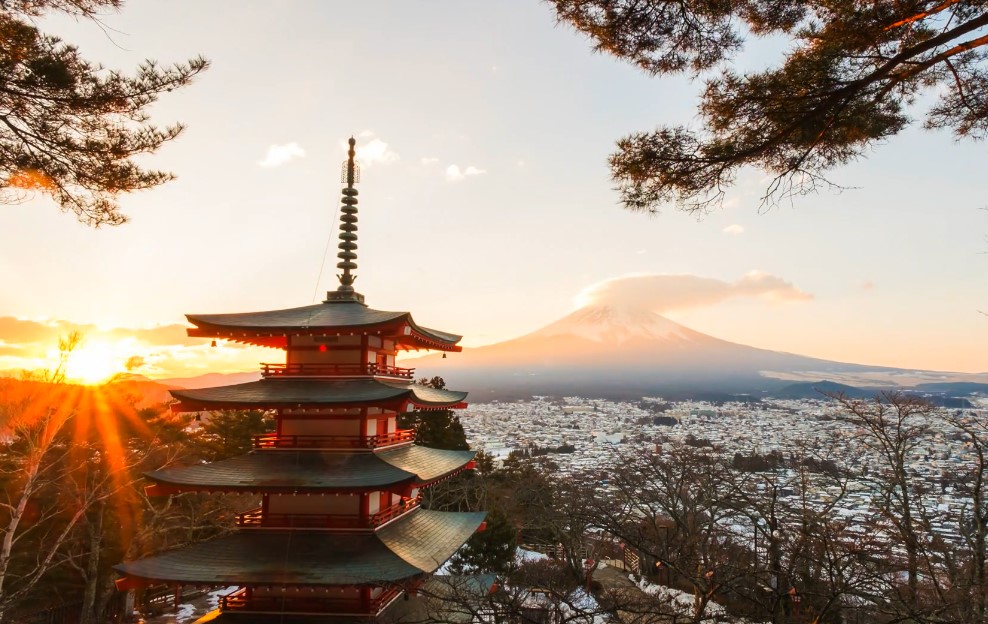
[
  {"x1": 79, "y1": 502, "x2": 105, "y2": 624},
  {"x1": 0, "y1": 454, "x2": 42, "y2": 623}
]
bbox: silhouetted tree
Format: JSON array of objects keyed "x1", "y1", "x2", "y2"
[
  {"x1": 551, "y1": 0, "x2": 988, "y2": 213},
  {"x1": 835, "y1": 392, "x2": 935, "y2": 613},
  {"x1": 0, "y1": 0, "x2": 208, "y2": 225},
  {"x1": 446, "y1": 508, "x2": 517, "y2": 576},
  {"x1": 192, "y1": 410, "x2": 273, "y2": 462},
  {"x1": 0, "y1": 342, "x2": 198, "y2": 623},
  {"x1": 575, "y1": 445, "x2": 745, "y2": 623},
  {"x1": 945, "y1": 411, "x2": 988, "y2": 622},
  {"x1": 401, "y1": 377, "x2": 468, "y2": 451}
]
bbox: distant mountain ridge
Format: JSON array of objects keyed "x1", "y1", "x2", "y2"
[
  {"x1": 156, "y1": 371, "x2": 261, "y2": 389},
  {"x1": 410, "y1": 304, "x2": 984, "y2": 401}
]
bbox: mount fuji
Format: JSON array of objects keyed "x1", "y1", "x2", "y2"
[{"x1": 412, "y1": 304, "x2": 903, "y2": 400}]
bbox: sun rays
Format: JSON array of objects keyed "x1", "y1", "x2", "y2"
[
  {"x1": 62, "y1": 339, "x2": 130, "y2": 385},
  {"x1": 1, "y1": 353, "x2": 169, "y2": 551}
]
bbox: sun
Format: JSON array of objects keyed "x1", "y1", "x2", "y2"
[{"x1": 64, "y1": 340, "x2": 127, "y2": 385}]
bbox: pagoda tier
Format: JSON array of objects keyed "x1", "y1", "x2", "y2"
[
  {"x1": 186, "y1": 300, "x2": 462, "y2": 352},
  {"x1": 169, "y1": 378, "x2": 467, "y2": 413},
  {"x1": 114, "y1": 508, "x2": 486, "y2": 588},
  {"x1": 142, "y1": 446, "x2": 475, "y2": 495},
  {"x1": 115, "y1": 138, "x2": 482, "y2": 623}
]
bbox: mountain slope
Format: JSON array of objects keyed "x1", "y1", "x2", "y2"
[{"x1": 411, "y1": 304, "x2": 897, "y2": 399}]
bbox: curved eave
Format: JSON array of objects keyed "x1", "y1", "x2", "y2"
[
  {"x1": 398, "y1": 326, "x2": 463, "y2": 353},
  {"x1": 186, "y1": 303, "x2": 407, "y2": 333},
  {"x1": 184, "y1": 303, "x2": 462, "y2": 351},
  {"x1": 114, "y1": 510, "x2": 486, "y2": 589},
  {"x1": 143, "y1": 446, "x2": 475, "y2": 495},
  {"x1": 168, "y1": 379, "x2": 468, "y2": 413},
  {"x1": 187, "y1": 318, "x2": 411, "y2": 350},
  {"x1": 380, "y1": 446, "x2": 476, "y2": 486}
]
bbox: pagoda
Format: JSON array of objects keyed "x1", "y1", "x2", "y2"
[{"x1": 115, "y1": 138, "x2": 485, "y2": 622}]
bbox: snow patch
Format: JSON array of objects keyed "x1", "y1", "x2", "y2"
[
  {"x1": 533, "y1": 304, "x2": 699, "y2": 344},
  {"x1": 630, "y1": 575, "x2": 768, "y2": 624},
  {"x1": 515, "y1": 547, "x2": 550, "y2": 564}
]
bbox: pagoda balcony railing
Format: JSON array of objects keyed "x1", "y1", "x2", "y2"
[
  {"x1": 221, "y1": 586, "x2": 402, "y2": 616},
  {"x1": 261, "y1": 362, "x2": 415, "y2": 379},
  {"x1": 253, "y1": 429, "x2": 416, "y2": 450},
  {"x1": 235, "y1": 497, "x2": 420, "y2": 530}
]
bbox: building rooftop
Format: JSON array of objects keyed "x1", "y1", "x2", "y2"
[
  {"x1": 145, "y1": 445, "x2": 476, "y2": 494},
  {"x1": 170, "y1": 379, "x2": 467, "y2": 412},
  {"x1": 186, "y1": 301, "x2": 461, "y2": 351},
  {"x1": 115, "y1": 509, "x2": 486, "y2": 587}
]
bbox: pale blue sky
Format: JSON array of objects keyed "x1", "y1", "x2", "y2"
[{"x1": 1, "y1": 0, "x2": 985, "y2": 377}]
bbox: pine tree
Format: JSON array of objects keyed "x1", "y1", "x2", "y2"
[
  {"x1": 401, "y1": 377, "x2": 469, "y2": 451},
  {"x1": 551, "y1": 1, "x2": 988, "y2": 213},
  {"x1": 0, "y1": 1, "x2": 208, "y2": 225},
  {"x1": 192, "y1": 410, "x2": 273, "y2": 462},
  {"x1": 446, "y1": 508, "x2": 517, "y2": 576}
]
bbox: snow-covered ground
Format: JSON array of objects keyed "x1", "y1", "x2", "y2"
[
  {"x1": 143, "y1": 586, "x2": 236, "y2": 624},
  {"x1": 631, "y1": 573, "x2": 766, "y2": 624}
]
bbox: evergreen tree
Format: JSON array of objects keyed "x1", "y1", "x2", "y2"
[
  {"x1": 446, "y1": 508, "x2": 517, "y2": 576},
  {"x1": 551, "y1": 1, "x2": 988, "y2": 213},
  {"x1": 0, "y1": 0, "x2": 208, "y2": 225},
  {"x1": 400, "y1": 377, "x2": 468, "y2": 451},
  {"x1": 414, "y1": 411, "x2": 469, "y2": 451},
  {"x1": 192, "y1": 410, "x2": 273, "y2": 462}
]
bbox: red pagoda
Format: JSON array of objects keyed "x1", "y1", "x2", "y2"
[{"x1": 115, "y1": 139, "x2": 484, "y2": 622}]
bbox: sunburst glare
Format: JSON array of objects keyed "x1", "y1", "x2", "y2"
[{"x1": 60, "y1": 339, "x2": 133, "y2": 384}]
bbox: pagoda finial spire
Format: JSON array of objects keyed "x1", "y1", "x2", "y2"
[{"x1": 326, "y1": 137, "x2": 365, "y2": 304}]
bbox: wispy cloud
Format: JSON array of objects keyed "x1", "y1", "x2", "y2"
[
  {"x1": 356, "y1": 138, "x2": 399, "y2": 166},
  {"x1": 575, "y1": 271, "x2": 812, "y2": 312},
  {"x1": 258, "y1": 142, "x2": 306, "y2": 168},
  {"x1": 420, "y1": 157, "x2": 439, "y2": 165},
  {"x1": 445, "y1": 164, "x2": 486, "y2": 182},
  {"x1": 723, "y1": 224, "x2": 745, "y2": 235}
]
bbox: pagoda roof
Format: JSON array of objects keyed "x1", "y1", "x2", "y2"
[
  {"x1": 169, "y1": 379, "x2": 467, "y2": 412},
  {"x1": 114, "y1": 509, "x2": 485, "y2": 587},
  {"x1": 186, "y1": 301, "x2": 461, "y2": 351},
  {"x1": 144, "y1": 446, "x2": 476, "y2": 494}
]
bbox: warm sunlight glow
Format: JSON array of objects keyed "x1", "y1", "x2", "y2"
[{"x1": 64, "y1": 340, "x2": 127, "y2": 384}]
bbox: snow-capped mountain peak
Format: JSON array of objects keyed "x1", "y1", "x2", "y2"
[{"x1": 530, "y1": 304, "x2": 699, "y2": 344}]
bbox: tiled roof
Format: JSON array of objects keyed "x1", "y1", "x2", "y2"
[
  {"x1": 187, "y1": 301, "x2": 461, "y2": 345},
  {"x1": 377, "y1": 446, "x2": 475, "y2": 483},
  {"x1": 114, "y1": 510, "x2": 486, "y2": 586},
  {"x1": 145, "y1": 446, "x2": 476, "y2": 492},
  {"x1": 169, "y1": 379, "x2": 467, "y2": 410},
  {"x1": 378, "y1": 510, "x2": 487, "y2": 572}
]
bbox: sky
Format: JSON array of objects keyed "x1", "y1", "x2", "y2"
[{"x1": 1, "y1": 0, "x2": 986, "y2": 381}]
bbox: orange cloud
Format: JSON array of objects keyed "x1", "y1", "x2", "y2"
[
  {"x1": 0, "y1": 317, "x2": 269, "y2": 379},
  {"x1": 0, "y1": 317, "x2": 200, "y2": 348}
]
